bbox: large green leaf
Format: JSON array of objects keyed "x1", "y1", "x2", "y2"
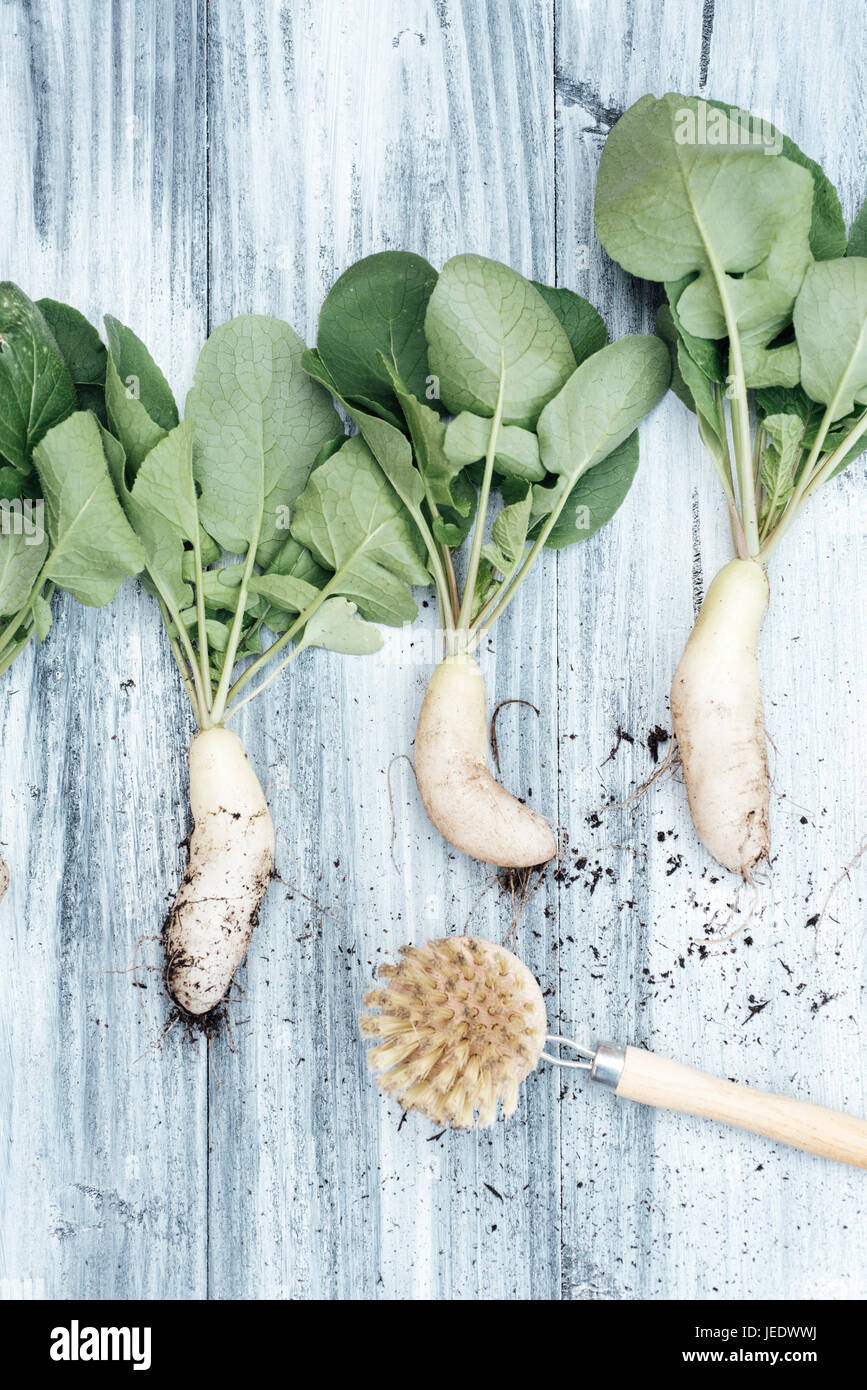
[
  {"x1": 535, "y1": 430, "x2": 640, "y2": 549},
  {"x1": 291, "y1": 434, "x2": 429, "y2": 625},
  {"x1": 759, "y1": 413, "x2": 801, "y2": 523},
  {"x1": 130, "y1": 420, "x2": 198, "y2": 543},
  {"x1": 104, "y1": 316, "x2": 178, "y2": 470},
  {"x1": 38, "y1": 299, "x2": 107, "y2": 423},
  {"x1": 595, "y1": 95, "x2": 815, "y2": 378},
  {"x1": 297, "y1": 596, "x2": 382, "y2": 655},
  {"x1": 657, "y1": 304, "x2": 726, "y2": 463},
  {"x1": 536, "y1": 335, "x2": 670, "y2": 485},
  {"x1": 265, "y1": 534, "x2": 328, "y2": 587},
  {"x1": 378, "y1": 358, "x2": 476, "y2": 537},
  {"x1": 303, "y1": 347, "x2": 433, "y2": 544},
  {"x1": 247, "y1": 572, "x2": 320, "y2": 615},
  {"x1": 0, "y1": 527, "x2": 49, "y2": 617},
  {"x1": 316, "y1": 251, "x2": 438, "y2": 414},
  {"x1": 0, "y1": 285, "x2": 77, "y2": 474},
  {"x1": 531, "y1": 283, "x2": 607, "y2": 365},
  {"x1": 664, "y1": 275, "x2": 726, "y2": 384},
  {"x1": 700, "y1": 98, "x2": 846, "y2": 262},
  {"x1": 38, "y1": 299, "x2": 107, "y2": 392},
  {"x1": 443, "y1": 412, "x2": 544, "y2": 481},
  {"x1": 481, "y1": 490, "x2": 532, "y2": 583},
  {"x1": 32, "y1": 411, "x2": 144, "y2": 605},
  {"x1": 424, "y1": 254, "x2": 576, "y2": 428},
  {"x1": 118, "y1": 421, "x2": 201, "y2": 612},
  {"x1": 794, "y1": 258, "x2": 867, "y2": 420},
  {"x1": 187, "y1": 316, "x2": 341, "y2": 567},
  {"x1": 848, "y1": 199, "x2": 867, "y2": 258}
]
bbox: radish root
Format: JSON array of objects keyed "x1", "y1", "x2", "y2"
[
  {"x1": 163, "y1": 727, "x2": 274, "y2": 1018},
  {"x1": 414, "y1": 654, "x2": 556, "y2": 869},
  {"x1": 671, "y1": 559, "x2": 770, "y2": 876}
]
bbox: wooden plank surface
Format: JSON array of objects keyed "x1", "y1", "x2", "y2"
[
  {"x1": 0, "y1": 0, "x2": 209, "y2": 1299},
  {"x1": 0, "y1": 0, "x2": 865, "y2": 1302}
]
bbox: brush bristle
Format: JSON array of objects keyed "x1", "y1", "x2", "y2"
[{"x1": 360, "y1": 936, "x2": 547, "y2": 1129}]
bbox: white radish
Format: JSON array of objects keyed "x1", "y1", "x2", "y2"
[
  {"x1": 163, "y1": 727, "x2": 275, "y2": 1017},
  {"x1": 670, "y1": 558, "x2": 770, "y2": 875},
  {"x1": 414, "y1": 654, "x2": 556, "y2": 868}
]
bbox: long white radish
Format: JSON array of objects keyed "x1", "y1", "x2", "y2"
[
  {"x1": 163, "y1": 727, "x2": 275, "y2": 1017},
  {"x1": 670, "y1": 559, "x2": 770, "y2": 875},
  {"x1": 414, "y1": 654, "x2": 557, "y2": 868}
]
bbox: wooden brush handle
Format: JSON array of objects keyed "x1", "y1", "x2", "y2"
[{"x1": 615, "y1": 1046, "x2": 867, "y2": 1169}]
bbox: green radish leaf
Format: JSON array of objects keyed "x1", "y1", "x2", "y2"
[
  {"x1": 37, "y1": 299, "x2": 107, "y2": 391},
  {"x1": 32, "y1": 590, "x2": 52, "y2": 642},
  {"x1": 104, "y1": 316, "x2": 178, "y2": 469},
  {"x1": 531, "y1": 282, "x2": 608, "y2": 365},
  {"x1": 380, "y1": 360, "x2": 475, "y2": 519},
  {"x1": 533, "y1": 430, "x2": 640, "y2": 549},
  {"x1": 265, "y1": 534, "x2": 329, "y2": 588},
  {"x1": 108, "y1": 423, "x2": 195, "y2": 613},
  {"x1": 247, "y1": 572, "x2": 321, "y2": 615},
  {"x1": 104, "y1": 316, "x2": 178, "y2": 430},
  {"x1": 0, "y1": 528, "x2": 49, "y2": 617},
  {"x1": 303, "y1": 348, "x2": 433, "y2": 542},
  {"x1": 0, "y1": 465, "x2": 30, "y2": 500},
  {"x1": 536, "y1": 335, "x2": 670, "y2": 490},
  {"x1": 311, "y1": 434, "x2": 347, "y2": 472},
  {"x1": 848, "y1": 199, "x2": 867, "y2": 257},
  {"x1": 198, "y1": 566, "x2": 262, "y2": 614},
  {"x1": 755, "y1": 383, "x2": 819, "y2": 446},
  {"x1": 760, "y1": 413, "x2": 802, "y2": 523},
  {"x1": 664, "y1": 276, "x2": 725, "y2": 383},
  {"x1": 443, "y1": 412, "x2": 545, "y2": 481},
  {"x1": 291, "y1": 434, "x2": 429, "y2": 626},
  {"x1": 656, "y1": 305, "x2": 695, "y2": 414},
  {"x1": 482, "y1": 490, "x2": 532, "y2": 580},
  {"x1": 471, "y1": 556, "x2": 498, "y2": 615},
  {"x1": 741, "y1": 339, "x2": 801, "y2": 389},
  {"x1": 0, "y1": 284, "x2": 77, "y2": 473},
  {"x1": 316, "y1": 251, "x2": 439, "y2": 414},
  {"x1": 202, "y1": 617, "x2": 229, "y2": 651},
  {"x1": 594, "y1": 94, "x2": 815, "y2": 368},
  {"x1": 700, "y1": 98, "x2": 846, "y2": 262},
  {"x1": 105, "y1": 354, "x2": 166, "y2": 468},
  {"x1": 297, "y1": 596, "x2": 382, "y2": 656},
  {"x1": 657, "y1": 305, "x2": 725, "y2": 458},
  {"x1": 794, "y1": 258, "x2": 867, "y2": 420},
  {"x1": 187, "y1": 316, "x2": 341, "y2": 567},
  {"x1": 424, "y1": 254, "x2": 576, "y2": 428},
  {"x1": 826, "y1": 427, "x2": 867, "y2": 479},
  {"x1": 131, "y1": 420, "x2": 198, "y2": 542},
  {"x1": 431, "y1": 512, "x2": 474, "y2": 548},
  {"x1": 32, "y1": 411, "x2": 144, "y2": 605}
]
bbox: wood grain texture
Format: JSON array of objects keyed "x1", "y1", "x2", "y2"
[
  {"x1": 0, "y1": 0, "x2": 864, "y2": 1302},
  {"x1": 0, "y1": 0, "x2": 209, "y2": 1300}
]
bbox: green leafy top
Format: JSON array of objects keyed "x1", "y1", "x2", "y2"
[
  {"x1": 595, "y1": 92, "x2": 867, "y2": 562},
  {"x1": 0, "y1": 287, "x2": 144, "y2": 675},
  {"x1": 0, "y1": 284, "x2": 77, "y2": 490},
  {"x1": 306, "y1": 250, "x2": 669, "y2": 650},
  {"x1": 100, "y1": 311, "x2": 429, "y2": 727}
]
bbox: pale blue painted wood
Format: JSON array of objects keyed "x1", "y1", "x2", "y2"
[
  {"x1": 0, "y1": 0, "x2": 210, "y2": 1300},
  {"x1": 0, "y1": 0, "x2": 864, "y2": 1303}
]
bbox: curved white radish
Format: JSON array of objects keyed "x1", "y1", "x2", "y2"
[
  {"x1": 670, "y1": 558, "x2": 770, "y2": 875},
  {"x1": 163, "y1": 727, "x2": 275, "y2": 1017},
  {"x1": 414, "y1": 654, "x2": 557, "y2": 868}
]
